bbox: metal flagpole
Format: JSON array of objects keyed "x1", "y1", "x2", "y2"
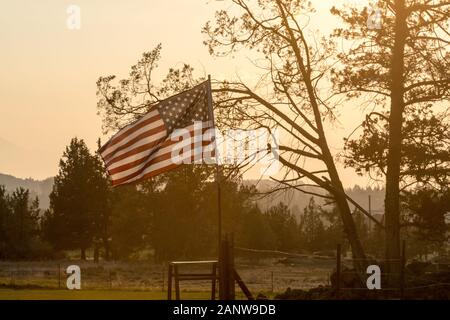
[{"x1": 207, "y1": 75, "x2": 222, "y2": 254}]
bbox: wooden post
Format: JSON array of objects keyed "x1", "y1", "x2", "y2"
[
  {"x1": 162, "y1": 266, "x2": 165, "y2": 292},
  {"x1": 400, "y1": 240, "x2": 406, "y2": 300},
  {"x1": 108, "y1": 270, "x2": 112, "y2": 289},
  {"x1": 234, "y1": 269, "x2": 254, "y2": 300},
  {"x1": 167, "y1": 263, "x2": 172, "y2": 300},
  {"x1": 271, "y1": 271, "x2": 274, "y2": 293},
  {"x1": 174, "y1": 265, "x2": 180, "y2": 300},
  {"x1": 219, "y1": 236, "x2": 227, "y2": 299},
  {"x1": 229, "y1": 235, "x2": 235, "y2": 300},
  {"x1": 58, "y1": 263, "x2": 61, "y2": 289},
  {"x1": 211, "y1": 263, "x2": 217, "y2": 300},
  {"x1": 219, "y1": 234, "x2": 235, "y2": 300},
  {"x1": 336, "y1": 244, "x2": 341, "y2": 300}
]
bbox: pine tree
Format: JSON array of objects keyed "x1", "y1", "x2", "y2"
[{"x1": 44, "y1": 137, "x2": 110, "y2": 260}]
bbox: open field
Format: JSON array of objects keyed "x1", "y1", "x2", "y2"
[
  {"x1": 0, "y1": 256, "x2": 335, "y2": 299},
  {"x1": 0, "y1": 289, "x2": 213, "y2": 300}
]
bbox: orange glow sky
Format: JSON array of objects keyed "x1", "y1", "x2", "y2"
[{"x1": 0, "y1": 0, "x2": 373, "y2": 187}]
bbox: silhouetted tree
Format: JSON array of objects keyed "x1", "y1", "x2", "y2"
[
  {"x1": 265, "y1": 203, "x2": 299, "y2": 252},
  {"x1": 320, "y1": 204, "x2": 346, "y2": 252},
  {"x1": 332, "y1": 0, "x2": 450, "y2": 285},
  {"x1": 44, "y1": 138, "x2": 110, "y2": 260},
  {"x1": 0, "y1": 186, "x2": 45, "y2": 259},
  {"x1": 0, "y1": 186, "x2": 9, "y2": 259},
  {"x1": 237, "y1": 205, "x2": 277, "y2": 250},
  {"x1": 344, "y1": 107, "x2": 450, "y2": 187},
  {"x1": 108, "y1": 184, "x2": 152, "y2": 260},
  {"x1": 96, "y1": 44, "x2": 200, "y2": 134},
  {"x1": 299, "y1": 198, "x2": 326, "y2": 252},
  {"x1": 403, "y1": 188, "x2": 450, "y2": 246},
  {"x1": 203, "y1": 0, "x2": 368, "y2": 275}
]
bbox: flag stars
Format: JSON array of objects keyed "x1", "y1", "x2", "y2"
[{"x1": 157, "y1": 82, "x2": 212, "y2": 131}]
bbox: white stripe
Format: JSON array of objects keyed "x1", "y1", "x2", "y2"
[
  {"x1": 102, "y1": 110, "x2": 159, "y2": 155},
  {"x1": 107, "y1": 128, "x2": 174, "y2": 171},
  {"x1": 120, "y1": 158, "x2": 176, "y2": 184},
  {"x1": 108, "y1": 148, "x2": 155, "y2": 171},
  {"x1": 109, "y1": 134, "x2": 196, "y2": 180},
  {"x1": 110, "y1": 131, "x2": 207, "y2": 181},
  {"x1": 119, "y1": 147, "x2": 205, "y2": 185},
  {"x1": 107, "y1": 123, "x2": 194, "y2": 170},
  {"x1": 109, "y1": 122, "x2": 214, "y2": 184},
  {"x1": 105, "y1": 126, "x2": 167, "y2": 163},
  {"x1": 108, "y1": 137, "x2": 180, "y2": 172},
  {"x1": 102, "y1": 116, "x2": 164, "y2": 159}
]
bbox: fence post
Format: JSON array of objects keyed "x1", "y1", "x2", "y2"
[
  {"x1": 229, "y1": 234, "x2": 235, "y2": 300},
  {"x1": 162, "y1": 266, "x2": 165, "y2": 292},
  {"x1": 219, "y1": 236, "x2": 226, "y2": 299},
  {"x1": 219, "y1": 234, "x2": 235, "y2": 300},
  {"x1": 58, "y1": 263, "x2": 61, "y2": 289},
  {"x1": 271, "y1": 271, "x2": 274, "y2": 293},
  {"x1": 400, "y1": 240, "x2": 406, "y2": 300},
  {"x1": 336, "y1": 244, "x2": 341, "y2": 300},
  {"x1": 167, "y1": 263, "x2": 173, "y2": 300}
]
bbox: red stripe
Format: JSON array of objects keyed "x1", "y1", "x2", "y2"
[
  {"x1": 110, "y1": 138, "x2": 213, "y2": 185},
  {"x1": 108, "y1": 138, "x2": 179, "y2": 175},
  {"x1": 103, "y1": 124, "x2": 166, "y2": 161},
  {"x1": 112, "y1": 163, "x2": 179, "y2": 187},
  {"x1": 105, "y1": 136, "x2": 167, "y2": 167},
  {"x1": 112, "y1": 152, "x2": 208, "y2": 187},
  {"x1": 108, "y1": 126, "x2": 213, "y2": 175},
  {"x1": 99, "y1": 108, "x2": 159, "y2": 153}
]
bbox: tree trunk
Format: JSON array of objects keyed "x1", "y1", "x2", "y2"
[
  {"x1": 81, "y1": 248, "x2": 86, "y2": 260},
  {"x1": 275, "y1": 0, "x2": 368, "y2": 277},
  {"x1": 94, "y1": 246, "x2": 99, "y2": 263},
  {"x1": 385, "y1": 0, "x2": 407, "y2": 288},
  {"x1": 323, "y1": 147, "x2": 368, "y2": 278},
  {"x1": 104, "y1": 240, "x2": 110, "y2": 261}
]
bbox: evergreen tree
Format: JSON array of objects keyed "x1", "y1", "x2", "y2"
[
  {"x1": 265, "y1": 203, "x2": 299, "y2": 252},
  {"x1": 44, "y1": 138, "x2": 110, "y2": 260},
  {"x1": 0, "y1": 186, "x2": 9, "y2": 259},
  {"x1": 0, "y1": 186, "x2": 43, "y2": 259},
  {"x1": 299, "y1": 198, "x2": 326, "y2": 253}
]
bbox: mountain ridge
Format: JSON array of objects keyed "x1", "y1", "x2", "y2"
[
  {"x1": 0, "y1": 173, "x2": 53, "y2": 209},
  {"x1": 0, "y1": 173, "x2": 385, "y2": 215}
]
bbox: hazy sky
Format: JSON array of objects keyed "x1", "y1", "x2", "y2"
[{"x1": 0, "y1": 0, "x2": 373, "y2": 187}]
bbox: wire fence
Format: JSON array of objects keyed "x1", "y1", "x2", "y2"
[
  {"x1": 0, "y1": 243, "x2": 449, "y2": 299},
  {"x1": 232, "y1": 244, "x2": 450, "y2": 299},
  {"x1": 0, "y1": 262, "x2": 168, "y2": 291}
]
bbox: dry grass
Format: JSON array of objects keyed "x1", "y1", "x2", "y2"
[{"x1": 0, "y1": 256, "x2": 334, "y2": 299}]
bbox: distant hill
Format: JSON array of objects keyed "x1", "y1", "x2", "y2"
[
  {"x1": 0, "y1": 173, "x2": 53, "y2": 210},
  {"x1": 245, "y1": 179, "x2": 385, "y2": 219},
  {"x1": 0, "y1": 173, "x2": 385, "y2": 216}
]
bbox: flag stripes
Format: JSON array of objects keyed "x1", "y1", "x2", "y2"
[{"x1": 100, "y1": 81, "x2": 214, "y2": 186}]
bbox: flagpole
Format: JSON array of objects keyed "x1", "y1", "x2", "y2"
[{"x1": 207, "y1": 75, "x2": 222, "y2": 255}]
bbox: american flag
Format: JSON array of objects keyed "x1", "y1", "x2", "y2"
[{"x1": 100, "y1": 80, "x2": 215, "y2": 187}]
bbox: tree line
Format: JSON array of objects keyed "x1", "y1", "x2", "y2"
[
  {"x1": 1, "y1": 137, "x2": 447, "y2": 261},
  {"x1": 0, "y1": 137, "x2": 350, "y2": 261},
  {"x1": 96, "y1": 0, "x2": 449, "y2": 286}
]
